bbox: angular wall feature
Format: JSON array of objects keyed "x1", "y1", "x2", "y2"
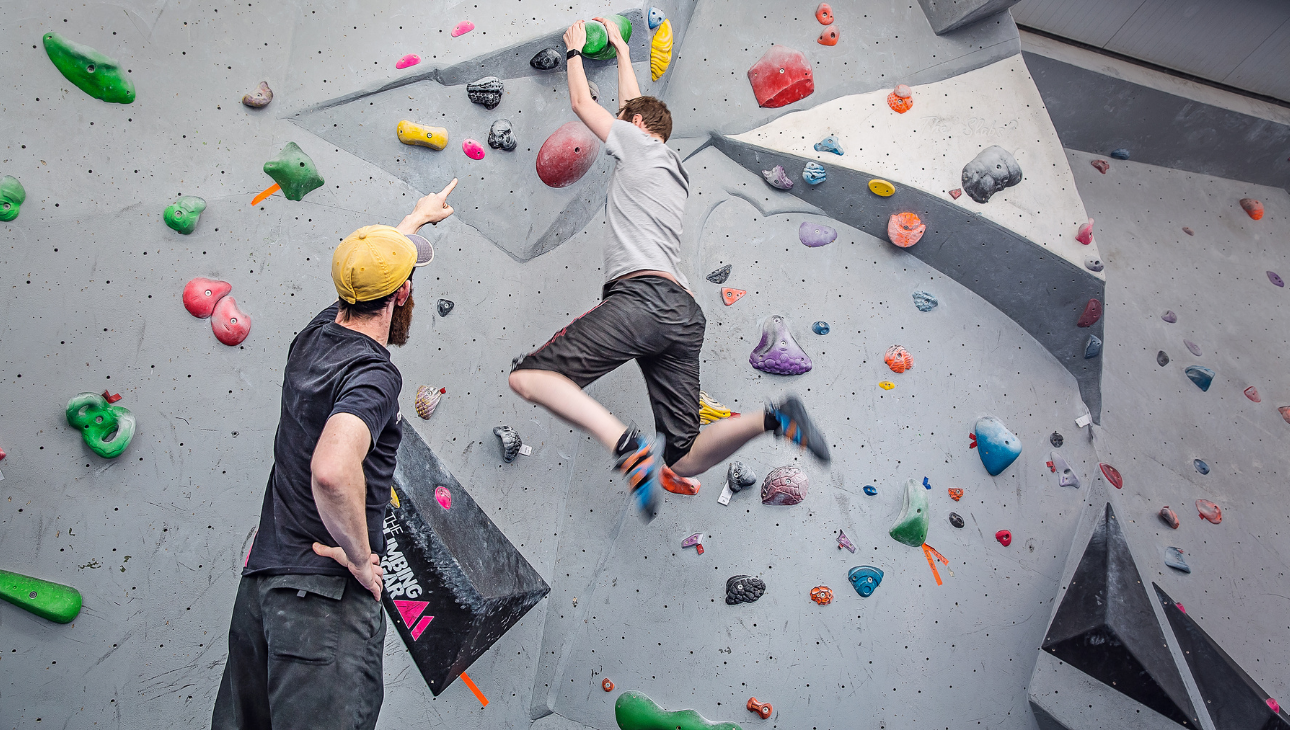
[{"x1": 917, "y1": 0, "x2": 1021, "y2": 35}]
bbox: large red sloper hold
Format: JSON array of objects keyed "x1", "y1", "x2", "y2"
[
  {"x1": 536, "y1": 121, "x2": 601, "y2": 188},
  {"x1": 747, "y1": 45, "x2": 814, "y2": 108},
  {"x1": 183, "y1": 277, "x2": 232, "y2": 318},
  {"x1": 211, "y1": 295, "x2": 252, "y2": 346}
]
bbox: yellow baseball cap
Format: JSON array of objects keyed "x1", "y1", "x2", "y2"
[{"x1": 332, "y1": 225, "x2": 434, "y2": 303}]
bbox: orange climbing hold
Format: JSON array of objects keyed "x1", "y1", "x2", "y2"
[
  {"x1": 747, "y1": 697, "x2": 773, "y2": 719},
  {"x1": 722, "y1": 287, "x2": 746, "y2": 306},
  {"x1": 886, "y1": 84, "x2": 913, "y2": 113},
  {"x1": 815, "y1": 3, "x2": 833, "y2": 24},
  {"x1": 1240, "y1": 198, "x2": 1263, "y2": 220},
  {"x1": 948, "y1": 488, "x2": 963, "y2": 501},
  {"x1": 1280, "y1": 406, "x2": 1290, "y2": 424},
  {"x1": 660, "y1": 466, "x2": 700, "y2": 495},
  {"x1": 884, "y1": 344, "x2": 914, "y2": 373},
  {"x1": 602, "y1": 678, "x2": 615, "y2": 692},
  {"x1": 887, "y1": 212, "x2": 925, "y2": 247},
  {"x1": 809, "y1": 585, "x2": 833, "y2": 605},
  {"x1": 817, "y1": 27, "x2": 839, "y2": 46}
]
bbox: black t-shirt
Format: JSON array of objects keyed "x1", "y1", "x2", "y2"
[{"x1": 244, "y1": 303, "x2": 402, "y2": 576}]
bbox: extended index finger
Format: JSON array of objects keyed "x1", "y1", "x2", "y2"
[{"x1": 438, "y1": 178, "x2": 459, "y2": 198}]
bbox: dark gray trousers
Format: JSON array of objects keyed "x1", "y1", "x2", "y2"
[{"x1": 211, "y1": 574, "x2": 386, "y2": 730}]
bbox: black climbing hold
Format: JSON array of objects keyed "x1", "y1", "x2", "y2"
[
  {"x1": 1157, "y1": 351, "x2": 1170, "y2": 367},
  {"x1": 529, "y1": 47, "x2": 562, "y2": 71},
  {"x1": 948, "y1": 512, "x2": 964, "y2": 528},
  {"x1": 726, "y1": 461, "x2": 757, "y2": 492},
  {"x1": 437, "y1": 299, "x2": 454, "y2": 317},
  {"x1": 466, "y1": 76, "x2": 504, "y2": 110},
  {"x1": 1041, "y1": 504, "x2": 1199, "y2": 727},
  {"x1": 725, "y1": 575, "x2": 765, "y2": 605},
  {"x1": 493, "y1": 425, "x2": 521, "y2": 463},
  {"x1": 1049, "y1": 432, "x2": 1064, "y2": 448},
  {"x1": 1110, "y1": 148, "x2": 1130, "y2": 160},
  {"x1": 1193, "y1": 459, "x2": 1209, "y2": 475},
  {"x1": 961, "y1": 146, "x2": 1023, "y2": 204},
  {"x1": 706, "y1": 264, "x2": 732, "y2": 285},
  {"x1": 488, "y1": 119, "x2": 517, "y2": 151}
]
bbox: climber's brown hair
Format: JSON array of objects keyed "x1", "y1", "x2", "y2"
[{"x1": 619, "y1": 96, "x2": 673, "y2": 142}]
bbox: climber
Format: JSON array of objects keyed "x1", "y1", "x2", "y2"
[
  {"x1": 211, "y1": 180, "x2": 457, "y2": 730},
  {"x1": 508, "y1": 19, "x2": 830, "y2": 522}
]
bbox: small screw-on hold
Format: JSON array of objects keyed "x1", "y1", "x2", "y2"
[
  {"x1": 601, "y1": 678, "x2": 614, "y2": 692},
  {"x1": 747, "y1": 697, "x2": 773, "y2": 719}
]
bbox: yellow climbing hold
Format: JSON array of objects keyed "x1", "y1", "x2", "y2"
[
  {"x1": 698, "y1": 390, "x2": 735, "y2": 425},
  {"x1": 869, "y1": 179, "x2": 896, "y2": 197},
  {"x1": 650, "y1": 19, "x2": 673, "y2": 81},
  {"x1": 879, "y1": 381, "x2": 895, "y2": 390},
  {"x1": 389, "y1": 487, "x2": 401, "y2": 508},
  {"x1": 397, "y1": 120, "x2": 449, "y2": 150}
]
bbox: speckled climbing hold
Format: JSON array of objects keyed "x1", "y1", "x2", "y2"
[
  {"x1": 816, "y1": 3, "x2": 834, "y2": 24},
  {"x1": 1182, "y1": 226, "x2": 1194, "y2": 236},
  {"x1": 212, "y1": 296, "x2": 251, "y2": 346},
  {"x1": 242, "y1": 81, "x2": 273, "y2": 108},
  {"x1": 1244, "y1": 386, "x2": 1260, "y2": 402},
  {"x1": 721, "y1": 287, "x2": 746, "y2": 306},
  {"x1": 970, "y1": 415, "x2": 1021, "y2": 476},
  {"x1": 889, "y1": 478, "x2": 929, "y2": 547},
  {"x1": 437, "y1": 299, "x2": 454, "y2": 317},
  {"x1": 0, "y1": 570, "x2": 83, "y2": 624},
  {"x1": 761, "y1": 165, "x2": 793, "y2": 190},
  {"x1": 1163, "y1": 547, "x2": 1189, "y2": 573},
  {"x1": 1239, "y1": 198, "x2": 1263, "y2": 220},
  {"x1": 887, "y1": 212, "x2": 925, "y2": 248},
  {"x1": 466, "y1": 76, "x2": 503, "y2": 110},
  {"x1": 706, "y1": 264, "x2": 731, "y2": 284},
  {"x1": 66, "y1": 392, "x2": 135, "y2": 459},
  {"x1": 1084, "y1": 334, "x2": 1102, "y2": 359},
  {"x1": 747, "y1": 45, "x2": 814, "y2": 109},
  {"x1": 962, "y1": 146, "x2": 1022, "y2": 203},
  {"x1": 1084, "y1": 257, "x2": 1104, "y2": 272},
  {"x1": 1047, "y1": 451, "x2": 1080, "y2": 488},
  {"x1": 813, "y1": 135, "x2": 843, "y2": 155},
  {"x1": 395, "y1": 54, "x2": 420, "y2": 69},
  {"x1": 1193, "y1": 458, "x2": 1209, "y2": 475},
  {"x1": 817, "y1": 27, "x2": 839, "y2": 46},
  {"x1": 415, "y1": 386, "x2": 445, "y2": 419},
  {"x1": 747, "y1": 697, "x2": 773, "y2": 720},
  {"x1": 0, "y1": 176, "x2": 25, "y2": 222},
  {"x1": 887, "y1": 84, "x2": 913, "y2": 113},
  {"x1": 799, "y1": 221, "x2": 837, "y2": 247},
  {"x1": 536, "y1": 121, "x2": 601, "y2": 188},
  {"x1": 1196, "y1": 499, "x2": 1221, "y2": 524},
  {"x1": 1091, "y1": 159, "x2": 1109, "y2": 174},
  {"x1": 802, "y1": 161, "x2": 826, "y2": 185},
  {"x1": 1098, "y1": 462, "x2": 1123, "y2": 489},
  {"x1": 878, "y1": 381, "x2": 895, "y2": 390},
  {"x1": 648, "y1": 7, "x2": 666, "y2": 29},
  {"x1": 583, "y1": 15, "x2": 633, "y2": 60},
  {"x1": 1076, "y1": 298, "x2": 1102, "y2": 327},
  {"x1": 1184, "y1": 339, "x2": 1201, "y2": 357},
  {"x1": 750, "y1": 316, "x2": 811, "y2": 375},
  {"x1": 725, "y1": 575, "x2": 765, "y2": 605},
  {"x1": 451, "y1": 21, "x2": 474, "y2": 37},
  {"x1": 1157, "y1": 351, "x2": 1170, "y2": 367},
  {"x1": 650, "y1": 19, "x2": 673, "y2": 81},
  {"x1": 42, "y1": 32, "x2": 135, "y2": 104},
  {"x1": 164, "y1": 196, "x2": 206, "y2": 235},
  {"x1": 868, "y1": 179, "x2": 896, "y2": 197},
  {"x1": 1159, "y1": 506, "x2": 1179, "y2": 529},
  {"x1": 863, "y1": 485, "x2": 878, "y2": 496},
  {"x1": 494, "y1": 425, "x2": 522, "y2": 463},
  {"x1": 397, "y1": 120, "x2": 449, "y2": 151},
  {"x1": 948, "y1": 488, "x2": 963, "y2": 501},
  {"x1": 1281, "y1": 406, "x2": 1290, "y2": 424},
  {"x1": 761, "y1": 465, "x2": 808, "y2": 505},
  {"x1": 809, "y1": 586, "x2": 833, "y2": 606},
  {"x1": 530, "y1": 48, "x2": 561, "y2": 71},
  {"x1": 461, "y1": 138, "x2": 486, "y2": 160},
  {"x1": 848, "y1": 566, "x2": 883, "y2": 597},
  {"x1": 1185, "y1": 365, "x2": 1214, "y2": 392},
  {"x1": 995, "y1": 529, "x2": 1012, "y2": 547},
  {"x1": 884, "y1": 345, "x2": 913, "y2": 373},
  {"x1": 1268, "y1": 271, "x2": 1284, "y2": 287},
  {"x1": 485, "y1": 119, "x2": 516, "y2": 152},
  {"x1": 1162, "y1": 310, "x2": 1177, "y2": 323},
  {"x1": 699, "y1": 391, "x2": 735, "y2": 425},
  {"x1": 837, "y1": 529, "x2": 857, "y2": 551},
  {"x1": 183, "y1": 277, "x2": 232, "y2": 318},
  {"x1": 727, "y1": 461, "x2": 758, "y2": 493},
  {"x1": 811, "y1": 321, "x2": 830, "y2": 335},
  {"x1": 602, "y1": 677, "x2": 615, "y2": 692},
  {"x1": 1076, "y1": 219, "x2": 1094, "y2": 245},
  {"x1": 949, "y1": 512, "x2": 964, "y2": 528},
  {"x1": 1050, "y1": 432, "x2": 1063, "y2": 448},
  {"x1": 1110, "y1": 148, "x2": 1130, "y2": 160},
  {"x1": 912, "y1": 291, "x2": 938, "y2": 312},
  {"x1": 614, "y1": 690, "x2": 740, "y2": 730},
  {"x1": 263, "y1": 142, "x2": 324, "y2": 201}
]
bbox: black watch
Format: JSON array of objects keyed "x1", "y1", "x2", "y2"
[{"x1": 566, "y1": 49, "x2": 582, "y2": 60}]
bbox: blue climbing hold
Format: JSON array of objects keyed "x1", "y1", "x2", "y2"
[
  {"x1": 814, "y1": 135, "x2": 843, "y2": 155},
  {"x1": 1193, "y1": 458, "x2": 1209, "y2": 475},
  {"x1": 812, "y1": 321, "x2": 830, "y2": 335},
  {"x1": 803, "y1": 161, "x2": 827, "y2": 185},
  {"x1": 912, "y1": 291, "x2": 938, "y2": 312},
  {"x1": 848, "y1": 566, "x2": 884, "y2": 597},
  {"x1": 647, "y1": 7, "x2": 665, "y2": 29},
  {"x1": 1110, "y1": 148, "x2": 1131, "y2": 160},
  {"x1": 863, "y1": 485, "x2": 877, "y2": 496},
  {"x1": 1164, "y1": 546, "x2": 1190, "y2": 573},
  {"x1": 971, "y1": 415, "x2": 1022, "y2": 476},
  {"x1": 1185, "y1": 365, "x2": 1214, "y2": 392},
  {"x1": 1084, "y1": 334, "x2": 1102, "y2": 359},
  {"x1": 922, "y1": 476, "x2": 931, "y2": 490}
]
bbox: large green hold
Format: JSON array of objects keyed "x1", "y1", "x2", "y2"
[
  {"x1": 583, "y1": 14, "x2": 633, "y2": 60},
  {"x1": 0, "y1": 175, "x2": 25, "y2": 222},
  {"x1": 42, "y1": 32, "x2": 135, "y2": 104},
  {"x1": 615, "y1": 691, "x2": 742, "y2": 730},
  {"x1": 888, "y1": 478, "x2": 929, "y2": 547},
  {"x1": 0, "y1": 569, "x2": 83, "y2": 624},
  {"x1": 263, "y1": 142, "x2": 325, "y2": 201},
  {"x1": 164, "y1": 195, "x2": 206, "y2": 234},
  {"x1": 66, "y1": 391, "x2": 136, "y2": 459}
]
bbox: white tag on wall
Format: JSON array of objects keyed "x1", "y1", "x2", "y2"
[
  {"x1": 518, "y1": 444, "x2": 533, "y2": 456},
  {"x1": 717, "y1": 483, "x2": 733, "y2": 505}
]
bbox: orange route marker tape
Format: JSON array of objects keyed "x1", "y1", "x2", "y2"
[
  {"x1": 922, "y1": 543, "x2": 949, "y2": 586},
  {"x1": 460, "y1": 671, "x2": 488, "y2": 707},
  {"x1": 251, "y1": 183, "x2": 280, "y2": 206}
]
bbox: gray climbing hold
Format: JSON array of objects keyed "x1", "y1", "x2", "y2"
[
  {"x1": 1085, "y1": 257, "x2": 1104, "y2": 272},
  {"x1": 1157, "y1": 351, "x2": 1170, "y2": 367},
  {"x1": 1193, "y1": 458, "x2": 1209, "y2": 475},
  {"x1": 488, "y1": 119, "x2": 517, "y2": 151},
  {"x1": 912, "y1": 291, "x2": 938, "y2": 312},
  {"x1": 1185, "y1": 365, "x2": 1214, "y2": 391},
  {"x1": 587, "y1": 80, "x2": 600, "y2": 101},
  {"x1": 814, "y1": 135, "x2": 843, "y2": 155},
  {"x1": 802, "y1": 161, "x2": 826, "y2": 185},
  {"x1": 726, "y1": 461, "x2": 758, "y2": 493},
  {"x1": 799, "y1": 221, "x2": 837, "y2": 248},
  {"x1": 493, "y1": 425, "x2": 522, "y2": 463},
  {"x1": 530, "y1": 47, "x2": 562, "y2": 70},
  {"x1": 1164, "y1": 546, "x2": 1190, "y2": 573},
  {"x1": 1049, "y1": 451, "x2": 1080, "y2": 488},
  {"x1": 437, "y1": 299, "x2": 454, "y2": 317},
  {"x1": 961, "y1": 145, "x2": 1022, "y2": 204},
  {"x1": 1162, "y1": 310, "x2": 1177, "y2": 323},
  {"x1": 467, "y1": 76, "x2": 503, "y2": 110},
  {"x1": 706, "y1": 264, "x2": 731, "y2": 284},
  {"x1": 1184, "y1": 339, "x2": 1202, "y2": 357},
  {"x1": 762, "y1": 165, "x2": 793, "y2": 190},
  {"x1": 1084, "y1": 334, "x2": 1102, "y2": 359},
  {"x1": 1110, "y1": 148, "x2": 1130, "y2": 160},
  {"x1": 725, "y1": 575, "x2": 765, "y2": 605},
  {"x1": 1050, "y1": 431, "x2": 1063, "y2": 448}
]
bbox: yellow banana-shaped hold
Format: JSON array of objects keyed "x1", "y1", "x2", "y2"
[
  {"x1": 397, "y1": 120, "x2": 449, "y2": 150},
  {"x1": 650, "y1": 19, "x2": 673, "y2": 81},
  {"x1": 698, "y1": 390, "x2": 735, "y2": 425}
]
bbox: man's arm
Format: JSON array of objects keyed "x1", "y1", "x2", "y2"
[
  {"x1": 310, "y1": 413, "x2": 384, "y2": 600},
  {"x1": 396, "y1": 178, "x2": 458, "y2": 235},
  {"x1": 593, "y1": 16, "x2": 640, "y2": 108},
  {"x1": 564, "y1": 21, "x2": 616, "y2": 142}
]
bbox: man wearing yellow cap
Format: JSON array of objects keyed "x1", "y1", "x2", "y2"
[{"x1": 212, "y1": 180, "x2": 456, "y2": 730}]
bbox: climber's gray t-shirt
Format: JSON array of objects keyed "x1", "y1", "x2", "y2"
[{"x1": 602, "y1": 119, "x2": 690, "y2": 287}]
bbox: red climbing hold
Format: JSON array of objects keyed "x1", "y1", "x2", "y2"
[
  {"x1": 1244, "y1": 386, "x2": 1261, "y2": 402},
  {"x1": 817, "y1": 27, "x2": 839, "y2": 46},
  {"x1": 747, "y1": 697, "x2": 773, "y2": 719},
  {"x1": 102, "y1": 390, "x2": 122, "y2": 404},
  {"x1": 948, "y1": 488, "x2": 963, "y2": 501},
  {"x1": 1099, "y1": 463, "x2": 1123, "y2": 489},
  {"x1": 949, "y1": 188, "x2": 962, "y2": 199},
  {"x1": 995, "y1": 530, "x2": 1012, "y2": 547},
  {"x1": 183, "y1": 277, "x2": 232, "y2": 318},
  {"x1": 1280, "y1": 406, "x2": 1290, "y2": 424},
  {"x1": 1196, "y1": 499, "x2": 1222, "y2": 524},
  {"x1": 1075, "y1": 218, "x2": 1094, "y2": 245},
  {"x1": 815, "y1": 3, "x2": 833, "y2": 24},
  {"x1": 1091, "y1": 159, "x2": 1109, "y2": 174},
  {"x1": 1239, "y1": 198, "x2": 1264, "y2": 220},
  {"x1": 722, "y1": 287, "x2": 746, "y2": 306},
  {"x1": 602, "y1": 678, "x2": 614, "y2": 692},
  {"x1": 536, "y1": 121, "x2": 601, "y2": 188},
  {"x1": 1076, "y1": 299, "x2": 1102, "y2": 328},
  {"x1": 747, "y1": 46, "x2": 814, "y2": 109},
  {"x1": 211, "y1": 296, "x2": 252, "y2": 346},
  {"x1": 1159, "y1": 506, "x2": 1179, "y2": 529}
]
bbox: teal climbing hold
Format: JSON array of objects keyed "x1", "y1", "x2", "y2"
[
  {"x1": 888, "y1": 478, "x2": 929, "y2": 547},
  {"x1": 848, "y1": 566, "x2": 884, "y2": 597},
  {"x1": 1084, "y1": 334, "x2": 1102, "y2": 359},
  {"x1": 970, "y1": 415, "x2": 1021, "y2": 476},
  {"x1": 1185, "y1": 365, "x2": 1214, "y2": 392},
  {"x1": 803, "y1": 161, "x2": 826, "y2": 185},
  {"x1": 813, "y1": 136, "x2": 843, "y2": 155}
]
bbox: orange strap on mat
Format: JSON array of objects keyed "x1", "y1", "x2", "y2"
[{"x1": 459, "y1": 671, "x2": 489, "y2": 707}]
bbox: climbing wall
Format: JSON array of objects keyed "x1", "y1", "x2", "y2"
[{"x1": 1, "y1": 1, "x2": 1287, "y2": 729}]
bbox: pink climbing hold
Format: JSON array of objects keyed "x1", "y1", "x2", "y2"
[
  {"x1": 1196, "y1": 498, "x2": 1222, "y2": 524},
  {"x1": 1268, "y1": 698, "x2": 1280, "y2": 713},
  {"x1": 1091, "y1": 159, "x2": 1109, "y2": 174},
  {"x1": 536, "y1": 121, "x2": 601, "y2": 188},
  {"x1": 1269, "y1": 271, "x2": 1285, "y2": 287},
  {"x1": 183, "y1": 277, "x2": 232, "y2": 318},
  {"x1": 1075, "y1": 218, "x2": 1094, "y2": 245},
  {"x1": 747, "y1": 45, "x2": 814, "y2": 109},
  {"x1": 211, "y1": 296, "x2": 252, "y2": 346},
  {"x1": 1280, "y1": 406, "x2": 1290, "y2": 425},
  {"x1": 1076, "y1": 298, "x2": 1102, "y2": 328},
  {"x1": 1244, "y1": 386, "x2": 1261, "y2": 402},
  {"x1": 451, "y1": 21, "x2": 475, "y2": 37},
  {"x1": 949, "y1": 188, "x2": 962, "y2": 200},
  {"x1": 395, "y1": 54, "x2": 421, "y2": 69},
  {"x1": 435, "y1": 485, "x2": 452, "y2": 510},
  {"x1": 995, "y1": 530, "x2": 1012, "y2": 547},
  {"x1": 462, "y1": 139, "x2": 485, "y2": 160},
  {"x1": 1177, "y1": 602, "x2": 1185, "y2": 613}
]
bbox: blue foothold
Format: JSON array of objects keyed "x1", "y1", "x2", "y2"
[
  {"x1": 1194, "y1": 458, "x2": 1209, "y2": 475},
  {"x1": 863, "y1": 485, "x2": 877, "y2": 496},
  {"x1": 848, "y1": 565, "x2": 884, "y2": 597},
  {"x1": 812, "y1": 321, "x2": 830, "y2": 335},
  {"x1": 922, "y1": 477, "x2": 931, "y2": 490},
  {"x1": 1110, "y1": 148, "x2": 1130, "y2": 160},
  {"x1": 813, "y1": 135, "x2": 844, "y2": 155},
  {"x1": 1164, "y1": 546, "x2": 1190, "y2": 573},
  {"x1": 803, "y1": 161, "x2": 827, "y2": 185},
  {"x1": 647, "y1": 7, "x2": 665, "y2": 29},
  {"x1": 1185, "y1": 365, "x2": 1214, "y2": 392},
  {"x1": 1084, "y1": 334, "x2": 1102, "y2": 359},
  {"x1": 912, "y1": 291, "x2": 938, "y2": 312},
  {"x1": 973, "y1": 415, "x2": 1022, "y2": 476}
]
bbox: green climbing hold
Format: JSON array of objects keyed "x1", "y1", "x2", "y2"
[
  {"x1": 263, "y1": 142, "x2": 325, "y2": 201},
  {"x1": 583, "y1": 15, "x2": 633, "y2": 60},
  {"x1": 164, "y1": 195, "x2": 206, "y2": 234},
  {"x1": 0, "y1": 175, "x2": 25, "y2": 222},
  {"x1": 42, "y1": 32, "x2": 135, "y2": 104},
  {"x1": 66, "y1": 391, "x2": 136, "y2": 459},
  {"x1": 0, "y1": 569, "x2": 83, "y2": 624},
  {"x1": 615, "y1": 691, "x2": 742, "y2": 730},
  {"x1": 888, "y1": 478, "x2": 929, "y2": 547}
]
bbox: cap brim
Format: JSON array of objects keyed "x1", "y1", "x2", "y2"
[{"x1": 405, "y1": 233, "x2": 435, "y2": 266}]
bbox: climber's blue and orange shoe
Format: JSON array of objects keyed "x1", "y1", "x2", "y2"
[
  {"x1": 614, "y1": 424, "x2": 661, "y2": 522},
  {"x1": 766, "y1": 395, "x2": 831, "y2": 463}
]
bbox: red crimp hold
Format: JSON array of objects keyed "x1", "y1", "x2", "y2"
[
  {"x1": 0, "y1": 447, "x2": 6, "y2": 461},
  {"x1": 995, "y1": 529, "x2": 1012, "y2": 547},
  {"x1": 1099, "y1": 462, "x2": 1123, "y2": 489},
  {"x1": 747, "y1": 697, "x2": 773, "y2": 719},
  {"x1": 1076, "y1": 298, "x2": 1103, "y2": 328},
  {"x1": 102, "y1": 390, "x2": 122, "y2": 403},
  {"x1": 968, "y1": 433, "x2": 978, "y2": 449}
]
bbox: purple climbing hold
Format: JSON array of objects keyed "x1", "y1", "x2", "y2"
[
  {"x1": 837, "y1": 530, "x2": 856, "y2": 553},
  {"x1": 1269, "y1": 271, "x2": 1285, "y2": 287},
  {"x1": 762, "y1": 165, "x2": 793, "y2": 190},
  {"x1": 749, "y1": 316, "x2": 812, "y2": 375},
  {"x1": 1184, "y1": 339, "x2": 1201, "y2": 357},
  {"x1": 761, "y1": 465, "x2": 808, "y2": 505},
  {"x1": 1162, "y1": 310, "x2": 1177, "y2": 324},
  {"x1": 1076, "y1": 299, "x2": 1102, "y2": 328},
  {"x1": 1182, "y1": 227, "x2": 1194, "y2": 236},
  {"x1": 799, "y1": 221, "x2": 837, "y2": 247}
]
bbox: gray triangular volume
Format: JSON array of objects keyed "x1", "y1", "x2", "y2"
[
  {"x1": 1029, "y1": 700, "x2": 1075, "y2": 730},
  {"x1": 1153, "y1": 585, "x2": 1290, "y2": 730},
  {"x1": 1041, "y1": 504, "x2": 1199, "y2": 726}
]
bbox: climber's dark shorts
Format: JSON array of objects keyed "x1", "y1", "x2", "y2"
[{"x1": 512, "y1": 275, "x2": 706, "y2": 466}]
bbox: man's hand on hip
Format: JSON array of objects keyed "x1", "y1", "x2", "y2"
[{"x1": 313, "y1": 542, "x2": 385, "y2": 601}]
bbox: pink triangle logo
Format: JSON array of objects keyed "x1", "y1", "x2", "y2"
[{"x1": 393, "y1": 599, "x2": 429, "y2": 627}]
